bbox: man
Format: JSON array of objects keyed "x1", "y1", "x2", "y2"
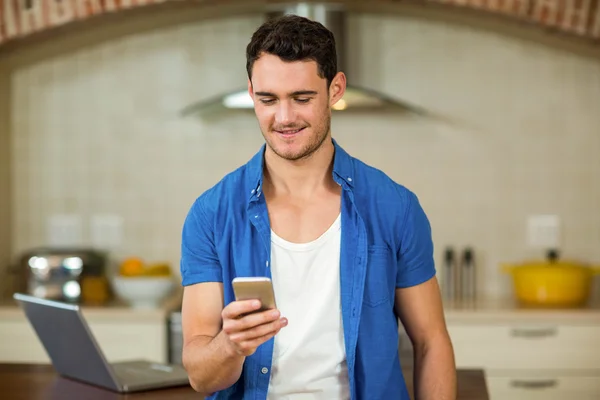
[{"x1": 179, "y1": 14, "x2": 456, "y2": 400}]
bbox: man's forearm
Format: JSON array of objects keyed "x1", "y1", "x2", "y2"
[
  {"x1": 413, "y1": 332, "x2": 457, "y2": 400},
  {"x1": 182, "y1": 331, "x2": 246, "y2": 394}
]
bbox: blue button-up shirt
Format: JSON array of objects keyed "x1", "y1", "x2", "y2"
[{"x1": 180, "y1": 139, "x2": 436, "y2": 400}]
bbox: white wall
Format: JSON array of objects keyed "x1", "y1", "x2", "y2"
[{"x1": 8, "y1": 13, "x2": 600, "y2": 299}]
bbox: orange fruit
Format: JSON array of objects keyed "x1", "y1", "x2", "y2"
[{"x1": 119, "y1": 257, "x2": 145, "y2": 276}]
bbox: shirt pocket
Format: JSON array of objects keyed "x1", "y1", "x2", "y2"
[{"x1": 363, "y1": 245, "x2": 393, "y2": 307}]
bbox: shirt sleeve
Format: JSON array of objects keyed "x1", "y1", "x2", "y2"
[
  {"x1": 396, "y1": 191, "x2": 437, "y2": 288},
  {"x1": 180, "y1": 197, "x2": 223, "y2": 286}
]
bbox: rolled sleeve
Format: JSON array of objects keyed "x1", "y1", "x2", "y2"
[
  {"x1": 180, "y1": 197, "x2": 223, "y2": 286},
  {"x1": 395, "y1": 191, "x2": 437, "y2": 288}
]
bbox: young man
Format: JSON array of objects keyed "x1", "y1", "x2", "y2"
[{"x1": 179, "y1": 14, "x2": 456, "y2": 400}]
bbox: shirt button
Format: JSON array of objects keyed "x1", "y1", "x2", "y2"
[
  {"x1": 261, "y1": 367, "x2": 268, "y2": 374},
  {"x1": 251, "y1": 189, "x2": 255, "y2": 194},
  {"x1": 254, "y1": 215, "x2": 258, "y2": 219},
  {"x1": 266, "y1": 261, "x2": 269, "y2": 267},
  {"x1": 347, "y1": 177, "x2": 352, "y2": 182}
]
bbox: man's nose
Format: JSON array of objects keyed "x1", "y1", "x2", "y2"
[{"x1": 275, "y1": 101, "x2": 295, "y2": 125}]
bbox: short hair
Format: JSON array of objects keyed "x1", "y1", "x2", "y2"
[{"x1": 246, "y1": 14, "x2": 338, "y2": 88}]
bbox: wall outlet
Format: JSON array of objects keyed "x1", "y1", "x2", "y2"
[
  {"x1": 90, "y1": 214, "x2": 123, "y2": 250},
  {"x1": 527, "y1": 215, "x2": 560, "y2": 249},
  {"x1": 47, "y1": 214, "x2": 83, "y2": 247}
]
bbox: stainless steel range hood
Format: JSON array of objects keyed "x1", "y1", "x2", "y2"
[{"x1": 180, "y1": 3, "x2": 430, "y2": 118}]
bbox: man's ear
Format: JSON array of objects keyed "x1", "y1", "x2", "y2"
[
  {"x1": 247, "y1": 79, "x2": 254, "y2": 101},
  {"x1": 329, "y1": 72, "x2": 347, "y2": 107}
]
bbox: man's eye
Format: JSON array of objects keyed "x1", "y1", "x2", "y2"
[
  {"x1": 260, "y1": 99, "x2": 276, "y2": 105},
  {"x1": 295, "y1": 98, "x2": 310, "y2": 104}
]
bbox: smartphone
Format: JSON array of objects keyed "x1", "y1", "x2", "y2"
[{"x1": 232, "y1": 277, "x2": 277, "y2": 313}]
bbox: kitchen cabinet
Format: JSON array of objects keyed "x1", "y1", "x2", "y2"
[
  {"x1": 448, "y1": 323, "x2": 600, "y2": 399},
  {"x1": 487, "y1": 373, "x2": 600, "y2": 400},
  {"x1": 448, "y1": 323, "x2": 600, "y2": 371},
  {"x1": 0, "y1": 305, "x2": 170, "y2": 364},
  {"x1": 399, "y1": 301, "x2": 600, "y2": 399},
  {"x1": 443, "y1": 302, "x2": 600, "y2": 400}
]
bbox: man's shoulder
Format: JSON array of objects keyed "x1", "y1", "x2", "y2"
[
  {"x1": 190, "y1": 160, "x2": 254, "y2": 215},
  {"x1": 352, "y1": 155, "x2": 416, "y2": 204}
]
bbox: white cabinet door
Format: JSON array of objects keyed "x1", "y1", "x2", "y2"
[
  {"x1": 0, "y1": 314, "x2": 168, "y2": 364},
  {"x1": 0, "y1": 320, "x2": 48, "y2": 363},
  {"x1": 448, "y1": 323, "x2": 600, "y2": 370},
  {"x1": 487, "y1": 373, "x2": 600, "y2": 400},
  {"x1": 88, "y1": 321, "x2": 167, "y2": 363}
]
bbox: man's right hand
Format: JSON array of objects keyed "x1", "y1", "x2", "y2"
[{"x1": 221, "y1": 300, "x2": 288, "y2": 357}]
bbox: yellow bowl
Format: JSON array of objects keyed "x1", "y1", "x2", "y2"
[{"x1": 501, "y1": 260, "x2": 600, "y2": 308}]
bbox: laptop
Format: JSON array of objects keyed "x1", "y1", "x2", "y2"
[{"x1": 13, "y1": 292, "x2": 191, "y2": 393}]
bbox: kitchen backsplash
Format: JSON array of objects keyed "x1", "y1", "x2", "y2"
[{"x1": 7, "y1": 13, "x2": 600, "y2": 299}]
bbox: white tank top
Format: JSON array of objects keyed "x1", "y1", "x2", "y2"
[{"x1": 266, "y1": 214, "x2": 350, "y2": 400}]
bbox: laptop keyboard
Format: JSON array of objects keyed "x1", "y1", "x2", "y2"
[{"x1": 112, "y1": 362, "x2": 182, "y2": 383}]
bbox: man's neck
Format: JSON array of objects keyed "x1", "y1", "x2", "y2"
[{"x1": 263, "y1": 138, "x2": 336, "y2": 200}]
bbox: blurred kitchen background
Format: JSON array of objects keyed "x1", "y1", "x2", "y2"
[{"x1": 0, "y1": 1, "x2": 599, "y2": 399}]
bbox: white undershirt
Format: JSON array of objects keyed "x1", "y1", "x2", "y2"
[{"x1": 266, "y1": 214, "x2": 349, "y2": 400}]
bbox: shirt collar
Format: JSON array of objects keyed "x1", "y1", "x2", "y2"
[
  {"x1": 247, "y1": 138, "x2": 355, "y2": 201},
  {"x1": 331, "y1": 138, "x2": 355, "y2": 188}
]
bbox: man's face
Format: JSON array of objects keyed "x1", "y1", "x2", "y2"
[{"x1": 248, "y1": 53, "x2": 345, "y2": 161}]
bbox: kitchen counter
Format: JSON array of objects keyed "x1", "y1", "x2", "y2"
[
  {"x1": 2, "y1": 294, "x2": 600, "y2": 324},
  {"x1": 442, "y1": 297, "x2": 600, "y2": 324},
  {"x1": 0, "y1": 292, "x2": 183, "y2": 323},
  {"x1": 3, "y1": 288, "x2": 600, "y2": 326},
  {"x1": 0, "y1": 363, "x2": 489, "y2": 400},
  {"x1": 0, "y1": 300, "x2": 172, "y2": 322}
]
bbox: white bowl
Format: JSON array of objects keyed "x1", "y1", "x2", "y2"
[{"x1": 111, "y1": 276, "x2": 175, "y2": 309}]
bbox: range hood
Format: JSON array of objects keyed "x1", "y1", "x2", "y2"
[{"x1": 180, "y1": 3, "x2": 430, "y2": 118}]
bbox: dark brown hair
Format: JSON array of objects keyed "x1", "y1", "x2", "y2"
[{"x1": 246, "y1": 14, "x2": 337, "y2": 88}]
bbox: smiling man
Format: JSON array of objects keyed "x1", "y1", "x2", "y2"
[{"x1": 179, "y1": 14, "x2": 457, "y2": 400}]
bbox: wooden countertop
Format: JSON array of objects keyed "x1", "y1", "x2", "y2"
[{"x1": 0, "y1": 363, "x2": 489, "y2": 400}]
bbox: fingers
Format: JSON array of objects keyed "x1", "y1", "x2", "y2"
[
  {"x1": 222, "y1": 300, "x2": 261, "y2": 320},
  {"x1": 221, "y1": 300, "x2": 288, "y2": 357},
  {"x1": 234, "y1": 330, "x2": 282, "y2": 356},
  {"x1": 222, "y1": 308, "x2": 283, "y2": 337},
  {"x1": 229, "y1": 317, "x2": 288, "y2": 343},
  {"x1": 235, "y1": 308, "x2": 280, "y2": 329}
]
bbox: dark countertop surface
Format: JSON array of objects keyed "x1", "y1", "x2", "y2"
[{"x1": 0, "y1": 363, "x2": 489, "y2": 400}]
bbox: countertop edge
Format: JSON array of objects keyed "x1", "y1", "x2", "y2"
[
  {"x1": 443, "y1": 298, "x2": 600, "y2": 324},
  {"x1": 2, "y1": 296, "x2": 600, "y2": 324},
  {"x1": 0, "y1": 293, "x2": 183, "y2": 322}
]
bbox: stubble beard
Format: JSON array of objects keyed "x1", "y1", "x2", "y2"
[{"x1": 263, "y1": 112, "x2": 331, "y2": 162}]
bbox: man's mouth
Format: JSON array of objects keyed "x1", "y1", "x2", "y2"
[{"x1": 275, "y1": 127, "x2": 305, "y2": 137}]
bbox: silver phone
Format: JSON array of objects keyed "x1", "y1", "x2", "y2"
[{"x1": 232, "y1": 277, "x2": 277, "y2": 312}]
